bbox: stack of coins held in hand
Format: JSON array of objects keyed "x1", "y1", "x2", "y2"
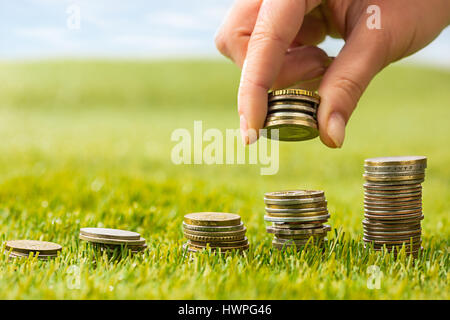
[
  {"x1": 5, "y1": 240, "x2": 62, "y2": 260},
  {"x1": 79, "y1": 227, "x2": 147, "y2": 255},
  {"x1": 363, "y1": 156, "x2": 427, "y2": 257},
  {"x1": 262, "y1": 89, "x2": 320, "y2": 141},
  {"x1": 183, "y1": 212, "x2": 249, "y2": 253},
  {"x1": 264, "y1": 190, "x2": 331, "y2": 251}
]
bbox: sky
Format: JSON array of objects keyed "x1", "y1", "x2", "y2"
[{"x1": 1, "y1": 0, "x2": 449, "y2": 68}]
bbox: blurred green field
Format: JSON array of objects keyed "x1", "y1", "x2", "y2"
[{"x1": 0, "y1": 60, "x2": 448, "y2": 299}]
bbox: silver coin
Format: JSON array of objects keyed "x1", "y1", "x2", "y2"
[
  {"x1": 264, "y1": 196, "x2": 326, "y2": 205},
  {"x1": 262, "y1": 119, "x2": 319, "y2": 141},
  {"x1": 80, "y1": 227, "x2": 141, "y2": 240},
  {"x1": 364, "y1": 170, "x2": 425, "y2": 177},
  {"x1": 264, "y1": 214, "x2": 330, "y2": 223},
  {"x1": 364, "y1": 213, "x2": 423, "y2": 221},
  {"x1": 363, "y1": 188, "x2": 422, "y2": 195},
  {"x1": 182, "y1": 222, "x2": 245, "y2": 232},
  {"x1": 363, "y1": 199, "x2": 422, "y2": 206},
  {"x1": 364, "y1": 204, "x2": 422, "y2": 211},
  {"x1": 363, "y1": 229, "x2": 422, "y2": 235},
  {"x1": 265, "y1": 190, "x2": 324, "y2": 199},
  {"x1": 268, "y1": 103, "x2": 316, "y2": 114},
  {"x1": 266, "y1": 112, "x2": 316, "y2": 122},
  {"x1": 265, "y1": 201, "x2": 327, "y2": 210},
  {"x1": 363, "y1": 178, "x2": 425, "y2": 185},
  {"x1": 268, "y1": 94, "x2": 319, "y2": 105},
  {"x1": 265, "y1": 206, "x2": 328, "y2": 214},
  {"x1": 364, "y1": 191, "x2": 422, "y2": 198},
  {"x1": 364, "y1": 164, "x2": 427, "y2": 172},
  {"x1": 363, "y1": 228, "x2": 421, "y2": 237},
  {"x1": 364, "y1": 207, "x2": 422, "y2": 214},
  {"x1": 271, "y1": 222, "x2": 325, "y2": 229},
  {"x1": 364, "y1": 156, "x2": 427, "y2": 167},
  {"x1": 267, "y1": 224, "x2": 330, "y2": 235},
  {"x1": 362, "y1": 219, "x2": 422, "y2": 229}
]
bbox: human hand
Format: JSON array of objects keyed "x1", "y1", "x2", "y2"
[{"x1": 215, "y1": 0, "x2": 450, "y2": 147}]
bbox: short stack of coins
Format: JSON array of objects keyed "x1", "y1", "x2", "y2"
[
  {"x1": 5, "y1": 240, "x2": 62, "y2": 260},
  {"x1": 79, "y1": 227, "x2": 147, "y2": 255},
  {"x1": 183, "y1": 212, "x2": 249, "y2": 253},
  {"x1": 264, "y1": 190, "x2": 331, "y2": 251},
  {"x1": 363, "y1": 156, "x2": 427, "y2": 257},
  {"x1": 262, "y1": 89, "x2": 320, "y2": 141}
]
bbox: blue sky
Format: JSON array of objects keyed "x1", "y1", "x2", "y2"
[{"x1": 1, "y1": 0, "x2": 449, "y2": 67}]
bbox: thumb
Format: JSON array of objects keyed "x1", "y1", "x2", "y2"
[{"x1": 317, "y1": 26, "x2": 389, "y2": 148}]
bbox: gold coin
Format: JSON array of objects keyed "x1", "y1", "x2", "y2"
[
  {"x1": 364, "y1": 204, "x2": 422, "y2": 212},
  {"x1": 363, "y1": 233, "x2": 421, "y2": 241},
  {"x1": 187, "y1": 242, "x2": 249, "y2": 252},
  {"x1": 363, "y1": 187, "x2": 422, "y2": 194},
  {"x1": 364, "y1": 238, "x2": 422, "y2": 246},
  {"x1": 272, "y1": 238, "x2": 326, "y2": 250},
  {"x1": 265, "y1": 190, "x2": 324, "y2": 199},
  {"x1": 364, "y1": 156, "x2": 427, "y2": 167},
  {"x1": 262, "y1": 119, "x2": 318, "y2": 141},
  {"x1": 182, "y1": 222, "x2": 244, "y2": 232},
  {"x1": 266, "y1": 210, "x2": 328, "y2": 218},
  {"x1": 363, "y1": 174, "x2": 425, "y2": 182},
  {"x1": 364, "y1": 199, "x2": 422, "y2": 206},
  {"x1": 183, "y1": 227, "x2": 246, "y2": 238},
  {"x1": 272, "y1": 222, "x2": 325, "y2": 229},
  {"x1": 7, "y1": 251, "x2": 57, "y2": 260},
  {"x1": 269, "y1": 89, "x2": 320, "y2": 101},
  {"x1": 94, "y1": 243, "x2": 148, "y2": 251},
  {"x1": 266, "y1": 113, "x2": 316, "y2": 122},
  {"x1": 184, "y1": 233, "x2": 246, "y2": 242},
  {"x1": 184, "y1": 212, "x2": 241, "y2": 226},
  {"x1": 364, "y1": 212, "x2": 423, "y2": 221},
  {"x1": 363, "y1": 228, "x2": 421, "y2": 236},
  {"x1": 364, "y1": 193, "x2": 422, "y2": 200},
  {"x1": 188, "y1": 238, "x2": 248, "y2": 248},
  {"x1": 79, "y1": 234, "x2": 146, "y2": 246},
  {"x1": 274, "y1": 233, "x2": 327, "y2": 240},
  {"x1": 5, "y1": 240, "x2": 62, "y2": 255},
  {"x1": 363, "y1": 222, "x2": 421, "y2": 231},
  {"x1": 268, "y1": 103, "x2": 316, "y2": 114},
  {"x1": 364, "y1": 179, "x2": 425, "y2": 186},
  {"x1": 264, "y1": 214, "x2": 330, "y2": 223},
  {"x1": 363, "y1": 183, "x2": 422, "y2": 191},
  {"x1": 266, "y1": 224, "x2": 330, "y2": 235},
  {"x1": 265, "y1": 201, "x2": 327, "y2": 209}
]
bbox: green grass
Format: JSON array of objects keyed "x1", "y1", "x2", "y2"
[{"x1": 0, "y1": 60, "x2": 448, "y2": 299}]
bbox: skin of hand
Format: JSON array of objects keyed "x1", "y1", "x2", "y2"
[{"x1": 215, "y1": 0, "x2": 450, "y2": 147}]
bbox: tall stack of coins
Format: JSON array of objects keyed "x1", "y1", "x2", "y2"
[
  {"x1": 363, "y1": 156, "x2": 427, "y2": 257},
  {"x1": 262, "y1": 89, "x2": 320, "y2": 141},
  {"x1": 5, "y1": 240, "x2": 62, "y2": 260},
  {"x1": 182, "y1": 212, "x2": 249, "y2": 253},
  {"x1": 264, "y1": 190, "x2": 331, "y2": 251},
  {"x1": 79, "y1": 227, "x2": 147, "y2": 255}
]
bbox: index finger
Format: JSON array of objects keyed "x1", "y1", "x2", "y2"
[{"x1": 238, "y1": 0, "x2": 320, "y2": 144}]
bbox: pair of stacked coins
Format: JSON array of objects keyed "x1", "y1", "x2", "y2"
[
  {"x1": 5, "y1": 240, "x2": 62, "y2": 260},
  {"x1": 264, "y1": 190, "x2": 331, "y2": 251},
  {"x1": 182, "y1": 212, "x2": 249, "y2": 253},
  {"x1": 79, "y1": 228, "x2": 147, "y2": 255},
  {"x1": 363, "y1": 156, "x2": 427, "y2": 257},
  {"x1": 262, "y1": 89, "x2": 320, "y2": 141}
]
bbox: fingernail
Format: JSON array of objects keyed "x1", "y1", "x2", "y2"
[
  {"x1": 303, "y1": 67, "x2": 326, "y2": 81},
  {"x1": 327, "y1": 112, "x2": 346, "y2": 148},
  {"x1": 240, "y1": 114, "x2": 249, "y2": 145}
]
